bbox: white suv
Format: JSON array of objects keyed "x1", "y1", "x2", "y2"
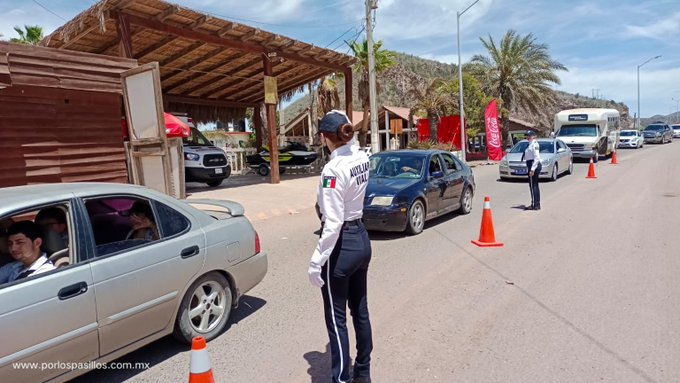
[{"x1": 176, "y1": 115, "x2": 232, "y2": 187}]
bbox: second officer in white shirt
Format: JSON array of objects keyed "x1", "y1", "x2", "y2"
[
  {"x1": 308, "y1": 110, "x2": 373, "y2": 383},
  {"x1": 523, "y1": 130, "x2": 541, "y2": 210}
]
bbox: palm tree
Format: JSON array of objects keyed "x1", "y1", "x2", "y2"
[
  {"x1": 347, "y1": 39, "x2": 395, "y2": 147},
  {"x1": 10, "y1": 25, "x2": 44, "y2": 45},
  {"x1": 471, "y1": 30, "x2": 566, "y2": 141},
  {"x1": 408, "y1": 78, "x2": 449, "y2": 141},
  {"x1": 316, "y1": 73, "x2": 342, "y2": 118}
]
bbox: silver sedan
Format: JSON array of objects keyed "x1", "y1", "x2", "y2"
[
  {"x1": 0, "y1": 183, "x2": 267, "y2": 383},
  {"x1": 499, "y1": 138, "x2": 573, "y2": 181}
]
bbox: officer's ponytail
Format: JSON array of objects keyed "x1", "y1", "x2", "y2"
[
  {"x1": 322, "y1": 123, "x2": 355, "y2": 146},
  {"x1": 337, "y1": 123, "x2": 355, "y2": 144}
]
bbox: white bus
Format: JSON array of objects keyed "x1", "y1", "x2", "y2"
[{"x1": 554, "y1": 108, "x2": 620, "y2": 162}]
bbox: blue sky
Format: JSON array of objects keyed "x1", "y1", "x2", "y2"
[{"x1": 1, "y1": 0, "x2": 679, "y2": 118}]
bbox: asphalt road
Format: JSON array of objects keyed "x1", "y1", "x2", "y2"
[{"x1": 74, "y1": 142, "x2": 680, "y2": 383}]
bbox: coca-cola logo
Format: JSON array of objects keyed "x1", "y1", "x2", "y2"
[{"x1": 487, "y1": 117, "x2": 500, "y2": 147}]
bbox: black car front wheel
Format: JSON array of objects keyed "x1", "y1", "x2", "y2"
[
  {"x1": 406, "y1": 199, "x2": 425, "y2": 235},
  {"x1": 458, "y1": 187, "x2": 473, "y2": 215}
]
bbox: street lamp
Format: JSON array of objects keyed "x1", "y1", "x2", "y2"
[
  {"x1": 636, "y1": 55, "x2": 661, "y2": 129},
  {"x1": 457, "y1": 0, "x2": 480, "y2": 162}
]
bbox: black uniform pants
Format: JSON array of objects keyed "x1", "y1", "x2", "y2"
[
  {"x1": 321, "y1": 220, "x2": 373, "y2": 383},
  {"x1": 526, "y1": 160, "x2": 542, "y2": 208}
]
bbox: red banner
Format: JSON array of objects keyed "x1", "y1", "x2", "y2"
[
  {"x1": 484, "y1": 99, "x2": 503, "y2": 161},
  {"x1": 438, "y1": 115, "x2": 463, "y2": 150},
  {"x1": 417, "y1": 119, "x2": 430, "y2": 142}
]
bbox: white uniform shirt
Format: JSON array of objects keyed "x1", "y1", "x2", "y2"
[
  {"x1": 524, "y1": 139, "x2": 541, "y2": 171},
  {"x1": 311, "y1": 143, "x2": 370, "y2": 266}
]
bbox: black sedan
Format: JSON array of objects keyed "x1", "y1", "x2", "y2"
[{"x1": 363, "y1": 150, "x2": 475, "y2": 235}]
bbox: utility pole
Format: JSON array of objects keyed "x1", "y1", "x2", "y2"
[
  {"x1": 366, "y1": 0, "x2": 380, "y2": 154},
  {"x1": 457, "y1": 0, "x2": 480, "y2": 163}
]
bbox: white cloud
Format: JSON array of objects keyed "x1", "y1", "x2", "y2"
[{"x1": 624, "y1": 11, "x2": 680, "y2": 42}]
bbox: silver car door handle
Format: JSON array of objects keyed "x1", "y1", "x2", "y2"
[
  {"x1": 181, "y1": 245, "x2": 200, "y2": 259},
  {"x1": 58, "y1": 282, "x2": 88, "y2": 300}
]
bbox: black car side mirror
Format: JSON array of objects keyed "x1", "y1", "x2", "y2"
[{"x1": 431, "y1": 171, "x2": 444, "y2": 179}]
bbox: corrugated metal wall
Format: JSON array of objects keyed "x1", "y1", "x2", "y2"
[
  {"x1": 0, "y1": 85, "x2": 128, "y2": 187},
  {"x1": 0, "y1": 42, "x2": 137, "y2": 188}
]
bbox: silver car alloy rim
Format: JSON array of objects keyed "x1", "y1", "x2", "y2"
[
  {"x1": 463, "y1": 189, "x2": 472, "y2": 212},
  {"x1": 189, "y1": 281, "x2": 226, "y2": 333},
  {"x1": 411, "y1": 202, "x2": 424, "y2": 231}
]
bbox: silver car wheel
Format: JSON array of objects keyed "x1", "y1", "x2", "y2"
[
  {"x1": 189, "y1": 280, "x2": 227, "y2": 333},
  {"x1": 407, "y1": 200, "x2": 425, "y2": 235},
  {"x1": 174, "y1": 272, "x2": 233, "y2": 343},
  {"x1": 550, "y1": 164, "x2": 558, "y2": 182}
]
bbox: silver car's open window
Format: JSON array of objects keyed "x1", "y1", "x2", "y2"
[
  {"x1": 84, "y1": 197, "x2": 161, "y2": 258},
  {"x1": 0, "y1": 202, "x2": 73, "y2": 287}
]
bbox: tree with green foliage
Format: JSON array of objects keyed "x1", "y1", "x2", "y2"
[
  {"x1": 347, "y1": 39, "x2": 396, "y2": 147},
  {"x1": 10, "y1": 25, "x2": 44, "y2": 45},
  {"x1": 438, "y1": 73, "x2": 494, "y2": 139},
  {"x1": 408, "y1": 78, "x2": 449, "y2": 141},
  {"x1": 471, "y1": 30, "x2": 566, "y2": 141},
  {"x1": 316, "y1": 73, "x2": 343, "y2": 118}
]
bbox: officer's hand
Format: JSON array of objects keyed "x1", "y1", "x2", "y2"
[
  {"x1": 529, "y1": 170, "x2": 534, "y2": 176},
  {"x1": 308, "y1": 262, "x2": 324, "y2": 288}
]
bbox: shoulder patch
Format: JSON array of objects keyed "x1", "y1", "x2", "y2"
[{"x1": 322, "y1": 176, "x2": 337, "y2": 189}]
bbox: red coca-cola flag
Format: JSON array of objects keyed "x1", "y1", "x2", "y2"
[{"x1": 484, "y1": 99, "x2": 503, "y2": 161}]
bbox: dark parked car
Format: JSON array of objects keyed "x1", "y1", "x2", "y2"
[
  {"x1": 643, "y1": 123, "x2": 673, "y2": 144},
  {"x1": 363, "y1": 150, "x2": 475, "y2": 235}
]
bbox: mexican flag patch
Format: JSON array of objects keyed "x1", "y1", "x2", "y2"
[{"x1": 322, "y1": 176, "x2": 337, "y2": 188}]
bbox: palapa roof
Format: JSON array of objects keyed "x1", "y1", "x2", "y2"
[{"x1": 43, "y1": 0, "x2": 356, "y2": 122}]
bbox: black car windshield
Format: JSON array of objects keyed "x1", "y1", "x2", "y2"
[
  {"x1": 672, "y1": 125, "x2": 680, "y2": 129},
  {"x1": 644, "y1": 125, "x2": 663, "y2": 131},
  {"x1": 183, "y1": 127, "x2": 212, "y2": 146},
  {"x1": 509, "y1": 141, "x2": 554, "y2": 154},
  {"x1": 370, "y1": 154, "x2": 427, "y2": 178},
  {"x1": 620, "y1": 131, "x2": 637, "y2": 136},
  {"x1": 557, "y1": 125, "x2": 598, "y2": 137}
]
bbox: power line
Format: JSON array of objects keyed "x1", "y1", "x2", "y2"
[
  {"x1": 325, "y1": 25, "x2": 358, "y2": 48},
  {"x1": 32, "y1": 0, "x2": 67, "y2": 21},
  {"x1": 334, "y1": 25, "x2": 365, "y2": 52}
]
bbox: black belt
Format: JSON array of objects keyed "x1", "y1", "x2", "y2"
[{"x1": 321, "y1": 219, "x2": 362, "y2": 229}]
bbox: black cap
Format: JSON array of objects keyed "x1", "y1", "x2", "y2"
[
  {"x1": 526, "y1": 130, "x2": 536, "y2": 137},
  {"x1": 319, "y1": 110, "x2": 350, "y2": 133}
]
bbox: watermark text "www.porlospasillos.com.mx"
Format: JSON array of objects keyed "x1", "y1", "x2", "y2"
[{"x1": 12, "y1": 361, "x2": 150, "y2": 371}]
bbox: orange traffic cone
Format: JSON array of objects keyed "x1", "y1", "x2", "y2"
[
  {"x1": 610, "y1": 150, "x2": 618, "y2": 165},
  {"x1": 586, "y1": 157, "x2": 597, "y2": 179},
  {"x1": 189, "y1": 337, "x2": 215, "y2": 383},
  {"x1": 471, "y1": 196, "x2": 503, "y2": 247}
]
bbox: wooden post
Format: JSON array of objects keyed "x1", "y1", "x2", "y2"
[
  {"x1": 253, "y1": 104, "x2": 263, "y2": 150},
  {"x1": 116, "y1": 13, "x2": 133, "y2": 58},
  {"x1": 263, "y1": 53, "x2": 280, "y2": 184},
  {"x1": 344, "y1": 68, "x2": 353, "y2": 122}
]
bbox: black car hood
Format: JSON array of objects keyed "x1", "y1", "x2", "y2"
[{"x1": 366, "y1": 177, "x2": 420, "y2": 196}]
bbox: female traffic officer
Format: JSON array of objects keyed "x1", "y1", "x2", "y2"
[
  {"x1": 308, "y1": 110, "x2": 373, "y2": 383},
  {"x1": 524, "y1": 130, "x2": 541, "y2": 210}
]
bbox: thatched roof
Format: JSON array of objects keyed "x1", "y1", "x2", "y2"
[{"x1": 43, "y1": 0, "x2": 356, "y2": 123}]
